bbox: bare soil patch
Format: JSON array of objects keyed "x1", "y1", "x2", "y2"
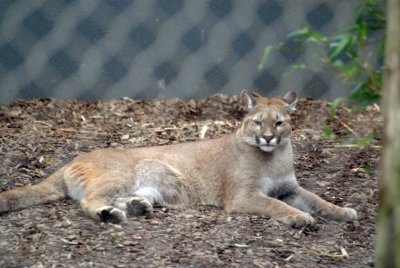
[{"x1": 0, "y1": 95, "x2": 381, "y2": 267}]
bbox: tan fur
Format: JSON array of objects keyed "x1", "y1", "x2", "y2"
[{"x1": 0, "y1": 90, "x2": 357, "y2": 227}]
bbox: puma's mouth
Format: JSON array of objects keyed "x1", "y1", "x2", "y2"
[{"x1": 255, "y1": 136, "x2": 281, "y2": 152}]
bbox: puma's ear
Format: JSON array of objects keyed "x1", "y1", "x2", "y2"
[
  {"x1": 283, "y1": 91, "x2": 297, "y2": 114},
  {"x1": 240, "y1": 89, "x2": 256, "y2": 112}
]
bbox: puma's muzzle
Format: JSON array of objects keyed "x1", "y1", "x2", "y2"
[
  {"x1": 255, "y1": 136, "x2": 281, "y2": 146},
  {"x1": 255, "y1": 136, "x2": 281, "y2": 152}
]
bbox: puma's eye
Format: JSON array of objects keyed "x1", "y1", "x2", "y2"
[
  {"x1": 254, "y1": 120, "x2": 263, "y2": 126},
  {"x1": 275, "y1": 120, "x2": 284, "y2": 127}
]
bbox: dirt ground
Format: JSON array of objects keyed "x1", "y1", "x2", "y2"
[{"x1": 0, "y1": 94, "x2": 381, "y2": 267}]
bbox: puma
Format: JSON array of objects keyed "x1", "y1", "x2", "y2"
[{"x1": 0, "y1": 90, "x2": 357, "y2": 227}]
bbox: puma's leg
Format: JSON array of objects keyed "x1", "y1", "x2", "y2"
[
  {"x1": 281, "y1": 186, "x2": 357, "y2": 222},
  {"x1": 133, "y1": 160, "x2": 191, "y2": 207},
  {"x1": 80, "y1": 198, "x2": 127, "y2": 224},
  {"x1": 81, "y1": 187, "x2": 154, "y2": 221},
  {"x1": 273, "y1": 209, "x2": 315, "y2": 228},
  {"x1": 65, "y1": 165, "x2": 136, "y2": 223},
  {"x1": 113, "y1": 196, "x2": 153, "y2": 217},
  {"x1": 228, "y1": 190, "x2": 315, "y2": 228}
]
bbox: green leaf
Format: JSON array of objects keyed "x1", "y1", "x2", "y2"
[
  {"x1": 287, "y1": 27, "x2": 311, "y2": 39},
  {"x1": 365, "y1": 0, "x2": 380, "y2": 5},
  {"x1": 332, "y1": 59, "x2": 345, "y2": 69},
  {"x1": 353, "y1": 133, "x2": 375, "y2": 149},
  {"x1": 357, "y1": 21, "x2": 367, "y2": 41},
  {"x1": 258, "y1": 46, "x2": 272, "y2": 71},
  {"x1": 361, "y1": 166, "x2": 375, "y2": 175},
  {"x1": 377, "y1": 39, "x2": 385, "y2": 58},
  {"x1": 328, "y1": 97, "x2": 346, "y2": 119},
  {"x1": 285, "y1": 64, "x2": 307, "y2": 74},
  {"x1": 329, "y1": 35, "x2": 352, "y2": 59},
  {"x1": 308, "y1": 34, "x2": 323, "y2": 42},
  {"x1": 323, "y1": 124, "x2": 335, "y2": 139}
]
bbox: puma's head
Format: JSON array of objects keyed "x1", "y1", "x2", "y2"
[{"x1": 239, "y1": 89, "x2": 297, "y2": 152}]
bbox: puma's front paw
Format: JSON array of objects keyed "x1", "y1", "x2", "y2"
[
  {"x1": 126, "y1": 196, "x2": 153, "y2": 217},
  {"x1": 341, "y1": 207, "x2": 357, "y2": 222},
  {"x1": 276, "y1": 212, "x2": 315, "y2": 228},
  {"x1": 96, "y1": 206, "x2": 127, "y2": 224}
]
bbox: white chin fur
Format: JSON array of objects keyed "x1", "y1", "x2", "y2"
[{"x1": 260, "y1": 145, "x2": 276, "y2": 152}]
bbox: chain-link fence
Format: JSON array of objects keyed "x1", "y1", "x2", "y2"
[{"x1": 0, "y1": 0, "x2": 357, "y2": 104}]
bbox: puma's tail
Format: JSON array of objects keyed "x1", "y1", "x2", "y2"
[{"x1": 0, "y1": 167, "x2": 67, "y2": 213}]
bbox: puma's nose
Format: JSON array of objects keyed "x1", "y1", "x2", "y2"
[{"x1": 263, "y1": 135, "x2": 274, "y2": 143}]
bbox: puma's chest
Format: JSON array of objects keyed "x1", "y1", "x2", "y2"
[{"x1": 258, "y1": 174, "x2": 298, "y2": 198}]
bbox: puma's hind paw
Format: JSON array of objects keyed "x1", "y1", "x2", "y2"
[
  {"x1": 341, "y1": 207, "x2": 357, "y2": 222},
  {"x1": 125, "y1": 196, "x2": 153, "y2": 217},
  {"x1": 276, "y1": 213, "x2": 315, "y2": 228},
  {"x1": 96, "y1": 206, "x2": 127, "y2": 224}
]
